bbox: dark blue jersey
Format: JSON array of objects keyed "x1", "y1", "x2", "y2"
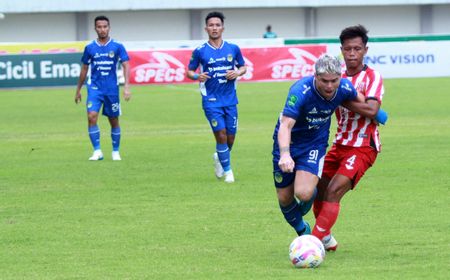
[
  {"x1": 81, "y1": 38, "x2": 129, "y2": 95},
  {"x1": 274, "y1": 76, "x2": 358, "y2": 148},
  {"x1": 188, "y1": 41, "x2": 245, "y2": 108}
]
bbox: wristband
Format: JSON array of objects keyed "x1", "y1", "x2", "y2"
[{"x1": 193, "y1": 73, "x2": 199, "y2": 80}]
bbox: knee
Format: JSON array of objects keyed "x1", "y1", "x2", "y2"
[
  {"x1": 324, "y1": 183, "x2": 347, "y2": 202},
  {"x1": 294, "y1": 188, "x2": 314, "y2": 202}
]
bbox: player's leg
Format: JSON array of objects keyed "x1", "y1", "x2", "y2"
[
  {"x1": 293, "y1": 170, "x2": 319, "y2": 218},
  {"x1": 274, "y1": 168, "x2": 309, "y2": 236},
  {"x1": 224, "y1": 105, "x2": 238, "y2": 151},
  {"x1": 204, "y1": 107, "x2": 232, "y2": 181},
  {"x1": 86, "y1": 94, "x2": 103, "y2": 160},
  {"x1": 223, "y1": 105, "x2": 238, "y2": 183},
  {"x1": 104, "y1": 95, "x2": 122, "y2": 160},
  {"x1": 313, "y1": 146, "x2": 378, "y2": 250}
]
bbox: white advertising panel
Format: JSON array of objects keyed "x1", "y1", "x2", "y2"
[{"x1": 327, "y1": 41, "x2": 450, "y2": 78}]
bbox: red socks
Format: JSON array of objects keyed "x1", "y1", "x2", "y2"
[{"x1": 312, "y1": 201, "x2": 340, "y2": 240}]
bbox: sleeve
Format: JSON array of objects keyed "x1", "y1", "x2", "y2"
[
  {"x1": 188, "y1": 48, "x2": 200, "y2": 71},
  {"x1": 282, "y1": 82, "x2": 303, "y2": 120},
  {"x1": 81, "y1": 45, "x2": 91, "y2": 65},
  {"x1": 234, "y1": 46, "x2": 245, "y2": 68},
  {"x1": 118, "y1": 44, "x2": 129, "y2": 62},
  {"x1": 342, "y1": 78, "x2": 358, "y2": 101},
  {"x1": 365, "y1": 70, "x2": 384, "y2": 103}
]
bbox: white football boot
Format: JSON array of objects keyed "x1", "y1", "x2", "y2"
[
  {"x1": 322, "y1": 234, "x2": 338, "y2": 251},
  {"x1": 112, "y1": 151, "x2": 122, "y2": 161},
  {"x1": 89, "y1": 150, "x2": 104, "y2": 161},
  {"x1": 213, "y1": 153, "x2": 224, "y2": 178},
  {"x1": 224, "y1": 170, "x2": 235, "y2": 183}
]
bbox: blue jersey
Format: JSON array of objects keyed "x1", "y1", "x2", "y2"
[
  {"x1": 81, "y1": 38, "x2": 129, "y2": 96},
  {"x1": 273, "y1": 76, "x2": 358, "y2": 148},
  {"x1": 188, "y1": 41, "x2": 245, "y2": 108}
]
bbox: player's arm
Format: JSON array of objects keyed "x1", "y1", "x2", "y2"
[
  {"x1": 343, "y1": 97, "x2": 388, "y2": 124},
  {"x1": 277, "y1": 115, "x2": 296, "y2": 173},
  {"x1": 186, "y1": 69, "x2": 210, "y2": 83},
  {"x1": 226, "y1": 65, "x2": 247, "y2": 80},
  {"x1": 122, "y1": 61, "x2": 131, "y2": 101},
  {"x1": 342, "y1": 96, "x2": 380, "y2": 119},
  {"x1": 75, "y1": 64, "x2": 89, "y2": 104}
]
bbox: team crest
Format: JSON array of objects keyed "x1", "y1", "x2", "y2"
[
  {"x1": 274, "y1": 172, "x2": 283, "y2": 184},
  {"x1": 211, "y1": 119, "x2": 218, "y2": 127},
  {"x1": 288, "y1": 95, "x2": 298, "y2": 107},
  {"x1": 109, "y1": 51, "x2": 115, "y2": 58},
  {"x1": 227, "y1": 54, "x2": 233, "y2": 62}
]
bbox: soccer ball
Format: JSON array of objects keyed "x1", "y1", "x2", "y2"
[{"x1": 289, "y1": 235, "x2": 325, "y2": 268}]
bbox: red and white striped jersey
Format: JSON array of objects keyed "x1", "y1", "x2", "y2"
[{"x1": 333, "y1": 64, "x2": 384, "y2": 151}]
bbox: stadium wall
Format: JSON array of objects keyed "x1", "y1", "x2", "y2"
[{"x1": 1, "y1": 5, "x2": 450, "y2": 42}]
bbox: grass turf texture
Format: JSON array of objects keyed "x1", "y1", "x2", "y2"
[{"x1": 0, "y1": 78, "x2": 449, "y2": 279}]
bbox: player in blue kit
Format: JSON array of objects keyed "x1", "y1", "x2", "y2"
[
  {"x1": 187, "y1": 11, "x2": 247, "y2": 183},
  {"x1": 75, "y1": 15, "x2": 130, "y2": 161},
  {"x1": 272, "y1": 54, "x2": 386, "y2": 236}
]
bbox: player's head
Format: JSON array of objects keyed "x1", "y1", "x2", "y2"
[
  {"x1": 94, "y1": 15, "x2": 110, "y2": 40},
  {"x1": 205, "y1": 11, "x2": 225, "y2": 40},
  {"x1": 266, "y1": 25, "x2": 272, "y2": 32},
  {"x1": 314, "y1": 54, "x2": 342, "y2": 99},
  {"x1": 339, "y1": 25, "x2": 369, "y2": 70}
]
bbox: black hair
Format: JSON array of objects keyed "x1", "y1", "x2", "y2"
[
  {"x1": 94, "y1": 15, "x2": 110, "y2": 26},
  {"x1": 339, "y1": 25, "x2": 369, "y2": 45},
  {"x1": 205, "y1": 11, "x2": 225, "y2": 24}
]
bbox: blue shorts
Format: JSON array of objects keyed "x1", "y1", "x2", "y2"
[
  {"x1": 203, "y1": 105, "x2": 238, "y2": 135},
  {"x1": 272, "y1": 142, "x2": 326, "y2": 188},
  {"x1": 86, "y1": 92, "x2": 121, "y2": 118}
]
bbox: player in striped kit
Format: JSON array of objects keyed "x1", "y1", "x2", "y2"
[{"x1": 312, "y1": 25, "x2": 386, "y2": 250}]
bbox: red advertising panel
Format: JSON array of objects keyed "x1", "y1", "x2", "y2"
[{"x1": 128, "y1": 45, "x2": 326, "y2": 85}]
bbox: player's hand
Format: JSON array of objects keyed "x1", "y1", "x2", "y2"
[
  {"x1": 198, "y1": 72, "x2": 210, "y2": 82},
  {"x1": 278, "y1": 154, "x2": 295, "y2": 173},
  {"x1": 123, "y1": 85, "x2": 131, "y2": 101},
  {"x1": 225, "y1": 70, "x2": 240, "y2": 80},
  {"x1": 75, "y1": 91, "x2": 82, "y2": 104}
]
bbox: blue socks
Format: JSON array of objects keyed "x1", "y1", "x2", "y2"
[
  {"x1": 216, "y1": 143, "x2": 231, "y2": 172},
  {"x1": 88, "y1": 125, "x2": 101, "y2": 150},
  {"x1": 111, "y1": 127, "x2": 121, "y2": 152},
  {"x1": 280, "y1": 200, "x2": 306, "y2": 234}
]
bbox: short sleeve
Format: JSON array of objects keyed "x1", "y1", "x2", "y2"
[{"x1": 188, "y1": 48, "x2": 200, "y2": 71}]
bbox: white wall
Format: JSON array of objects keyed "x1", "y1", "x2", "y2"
[
  {"x1": 317, "y1": 6, "x2": 420, "y2": 37},
  {"x1": 203, "y1": 8, "x2": 306, "y2": 39},
  {"x1": 86, "y1": 10, "x2": 191, "y2": 41},
  {"x1": 0, "y1": 5, "x2": 448, "y2": 43},
  {"x1": 0, "y1": 13, "x2": 77, "y2": 42},
  {"x1": 432, "y1": 4, "x2": 450, "y2": 34}
]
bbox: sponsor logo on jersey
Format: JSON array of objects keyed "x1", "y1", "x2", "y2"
[
  {"x1": 309, "y1": 107, "x2": 318, "y2": 114},
  {"x1": 208, "y1": 58, "x2": 215, "y2": 64},
  {"x1": 288, "y1": 95, "x2": 298, "y2": 107},
  {"x1": 341, "y1": 82, "x2": 352, "y2": 92},
  {"x1": 274, "y1": 172, "x2": 283, "y2": 184},
  {"x1": 227, "y1": 54, "x2": 233, "y2": 62}
]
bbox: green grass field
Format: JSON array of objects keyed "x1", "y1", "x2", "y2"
[{"x1": 1, "y1": 78, "x2": 449, "y2": 279}]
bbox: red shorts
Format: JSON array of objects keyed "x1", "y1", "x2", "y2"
[{"x1": 322, "y1": 144, "x2": 378, "y2": 188}]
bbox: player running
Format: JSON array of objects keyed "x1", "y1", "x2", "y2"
[
  {"x1": 75, "y1": 15, "x2": 130, "y2": 161},
  {"x1": 187, "y1": 11, "x2": 247, "y2": 183},
  {"x1": 312, "y1": 25, "x2": 386, "y2": 251},
  {"x1": 273, "y1": 54, "x2": 387, "y2": 237}
]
